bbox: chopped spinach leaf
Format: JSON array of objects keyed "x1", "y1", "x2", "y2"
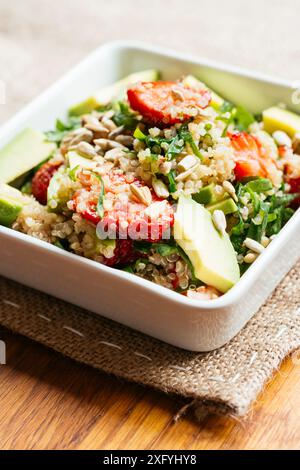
[
  {"x1": 46, "y1": 116, "x2": 81, "y2": 145},
  {"x1": 113, "y1": 102, "x2": 139, "y2": 130}
]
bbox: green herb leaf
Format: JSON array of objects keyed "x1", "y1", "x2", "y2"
[
  {"x1": 113, "y1": 102, "x2": 139, "y2": 130},
  {"x1": 122, "y1": 265, "x2": 134, "y2": 273},
  {"x1": 234, "y1": 105, "x2": 255, "y2": 132},
  {"x1": 96, "y1": 176, "x2": 105, "y2": 219},
  {"x1": 153, "y1": 243, "x2": 178, "y2": 257},
  {"x1": 167, "y1": 170, "x2": 177, "y2": 193},
  {"x1": 178, "y1": 124, "x2": 203, "y2": 160},
  {"x1": 46, "y1": 116, "x2": 81, "y2": 145},
  {"x1": 133, "y1": 127, "x2": 147, "y2": 140},
  {"x1": 69, "y1": 164, "x2": 80, "y2": 182}
]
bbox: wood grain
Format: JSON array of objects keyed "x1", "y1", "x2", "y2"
[{"x1": 0, "y1": 328, "x2": 299, "y2": 450}]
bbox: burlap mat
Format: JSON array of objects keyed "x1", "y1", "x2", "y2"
[{"x1": 0, "y1": 260, "x2": 299, "y2": 418}]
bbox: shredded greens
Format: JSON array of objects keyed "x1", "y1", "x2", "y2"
[
  {"x1": 230, "y1": 178, "x2": 296, "y2": 264},
  {"x1": 134, "y1": 122, "x2": 202, "y2": 161},
  {"x1": 166, "y1": 170, "x2": 177, "y2": 193},
  {"x1": 113, "y1": 102, "x2": 139, "y2": 130},
  {"x1": 218, "y1": 101, "x2": 255, "y2": 136},
  {"x1": 96, "y1": 176, "x2": 105, "y2": 219},
  {"x1": 46, "y1": 116, "x2": 81, "y2": 145}
]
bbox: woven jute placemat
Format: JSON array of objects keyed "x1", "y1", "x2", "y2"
[{"x1": 0, "y1": 261, "x2": 299, "y2": 419}]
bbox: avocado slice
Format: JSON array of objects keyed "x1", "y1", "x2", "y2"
[
  {"x1": 0, "y1": 183, "x2": 26, "y2": 227},
  {"x1": 263, "y1": 106, "x2": 300, "y2": 138},
  {"x1": 174, "y1": 195, "x2": 240, "y2": 293},
  {"x1": 207, "y1": 198, "x2": 238, "y2": 215},
  {"x1": 47, "y1": 171, "x2": 70, "y2": 212},
  {"x1": 0, "y1": 128, "x2": 56, "y2": 184},
  {"x1": 193, "y1": 183, "x2": 229, "y2": 205},
  {"x1": 67, "y1": 151, "x2": 96, "y2": 170},
  {"x1": 69, "y1": 69, "x2": 160, "y2": 116},
  {"x1": 182, "y1": 75, "x2": 224, "y2": 110}
]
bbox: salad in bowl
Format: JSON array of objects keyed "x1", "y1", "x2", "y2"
[{"x1": 0, "y1": 70, "x2": 299, "y2": 300}]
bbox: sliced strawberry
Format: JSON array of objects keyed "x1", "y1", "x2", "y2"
[
  {"x1": 102, "y1": 239, "x2": 139, "y2": 267},
  {"x1": 127, "y1": 81, "x2": 211, "y2": 125},
  {"x1": 287, "y1": 176, "x2": 300, "y2": 208},
  {"x1": 229, "y1": 131, "x2": 280, "y2": 183},
  {"x1": 32, "y1": 161, "x2": 62, "y2": 205},
  {"x1": 73, "y1": 172, "x2": 174, "y2": 242}
]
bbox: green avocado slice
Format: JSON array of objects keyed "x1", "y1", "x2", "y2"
[
  {"x1": 0, "y1": 183, "x2": 26, "y2": 227},
  {"x1": 69, "y1": 69, "x2": 160, "y2": 116},
  {"x1": 207, "y1": 198, "x2": 238, "y2": 215},
  {"x1": 174, "y1": 195, "x2": 240, "y2": 293},
  {"x1": 263, "y1": 106, "x2": 300, "y2": 137},
  {"x1": 193, "y1": 183, "x2": 229, "y2": 205},
  {"x1": 0, "y1": 128, "x2": 56, "y2": 184}
]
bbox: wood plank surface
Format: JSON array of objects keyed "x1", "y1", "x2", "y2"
[{"x1": 0, "y1": 328, "x2": 299, "y2": 450}]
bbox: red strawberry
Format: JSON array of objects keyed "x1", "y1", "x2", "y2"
[
  {"x1": 102, "y1": 239, "x2": 139, "y2": 267},
  {"x1": 73, "y1": 172, "x2": 174, "y2": 242},
  {"x1": 32, "y1": 161, "x2": 62, "y2": 205},
  {"x1": 127, "y1": 81, "x2": 211, "y2": 125}
]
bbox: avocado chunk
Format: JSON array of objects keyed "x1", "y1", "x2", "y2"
[
  {"x1": 67, "y1": 151, "x2": 96, "y2": 170},
  {"x1": 69, "y1": 69, "x2": 160, "y2": 116},
  {"x1": 0, "y1": 183, "x2": 26, "y2": 227},
  {"x1": 47, "y1": 171, "x2": 69, "y2": 212},
  {"x1": 0, "y1": 128, "x2": 56, "y2": 184},
  {"x1": 193, "y1": 183, "x2": 229, "y2": 205},
  {"x1": 174, "y1": 195, "x2": 240, "y2": 293},
  {"x1": 263, "y1": 106, "x2": 300, "y2": 138},
  {"x1": 182, "y1": 75, "x2": 225, "y2": 110},
  {"x1": 207, "y1": 198, "x2": 238, "y2": 215}
]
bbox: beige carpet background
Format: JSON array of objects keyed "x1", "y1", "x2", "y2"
[{"x1": 1, "y1": 0, "x2": 300, "y2": 125}]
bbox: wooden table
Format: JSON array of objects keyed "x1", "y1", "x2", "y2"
[{"x1": 0, "y1": 327, "x2": 299, "y2": 450}]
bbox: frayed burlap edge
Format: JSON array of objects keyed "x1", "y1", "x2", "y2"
[{"x1": 0, "y1": 261, "x2": 299, "y2": 419}]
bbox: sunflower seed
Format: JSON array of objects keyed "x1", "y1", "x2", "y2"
[
  {"x1": 115, "y1": 135, "x2": 134, "y2": 147},
  {"x1": 84, "y1": 116, "x2": 110, "y2": 136},
  {"x1": 104, "y1": 147, "x2": 125, "y2": 162},
  {"x1": 102, "y1": 116, "x2": 117, "y2": 131},
  {"x1": 178, "y1": 154, "x2": 199, "y2": 172},
  {"x1": 94, "y1": 138, "x2": 125, "y2": 151},
  {"x1": 175, "y1": 164, "x2": 199, "y2": 181},
  {"x1": 222, "y1": 180, "x2": 238, "y2": 202},
  {"x1": 71, "y1": 141, "x2": 97, "y2": 159},
  {"x1": 130, "y1": 183, "x2": 152, "y2": 206},
  {"x1": 152, "y1": 178, "x2": 169, "y2": 198},
  {"x1": 102, "y1": 110, "x2": 115, "y2": 119},
  {"x1": 212, "y1": 210, "x2": 227, "y2": 236},
  {"x1": 108, "y1": 126, "x2": 125, "y2": 140},
  {"x1": 243, "y1": 252, "x2": 258, "y2": 263},
  {"x1": 243, "y1": 237, "x2": 265, "y2": 254},
  {"x1": 261, "y1": 235, "x2": 270, "y2": 248},
  {"x1": 171, "y1": 87, "x2": 184, "y2": 101},
  {"x1": 159, "y1": 161, "x2": 172, "y2": 175},
  {"x1": 68, "y1": 128, "x2": 93, "y2": 145}
]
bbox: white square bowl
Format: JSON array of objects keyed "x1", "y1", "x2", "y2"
[{"x1": 0, "y1": 41, "x2": 299, "y2": 351}]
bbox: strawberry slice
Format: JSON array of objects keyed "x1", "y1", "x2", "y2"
[
  {"x1": 229, "y1": 131, "x2": 280, "y2": 183},
  {"x1": 127, "y1": 81, "x2": 211, "y2": 125},
  {"x1": 72, "y1": 172, "x2": 174, "y2": 242},
  {"x1": 102, "y1": 239, "x2": 139, "y2": 267},
  {"x1": 32, "y1": 161, "x2": 62, "y2": 205},
  {"x1": 286, "y1": 175, "x2": 300, "y2": 209}
]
